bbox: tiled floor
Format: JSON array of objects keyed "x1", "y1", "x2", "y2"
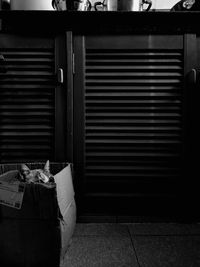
[{"x1": 63, "y1": 223, "x2": 200, "y2": 267}]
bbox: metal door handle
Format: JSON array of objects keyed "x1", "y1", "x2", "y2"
[
  {"x1": 0, "y1": 55, "x2": 7, "y2": 73},
  {"x1": 57, "y1": 68, "x2": 64, "y2": 84},
  {"x1": 187, "y1": 68, "x2": 199, "y2": 85}
]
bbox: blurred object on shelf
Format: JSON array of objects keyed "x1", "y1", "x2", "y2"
[
  {"x1": 77, "y1": 0, "x2": 92, "y2": 11},
  {"x1": 171, "y1": 0, "x2": 200, "y2": 11},
  {"x1": 52, "y1": 0, "x2": 88, "y2": 11},
  {"x1": 52, "y1": 0, "x2": 67, "y2": 10},
  {"x1": 1, "y1": 0, "x2": 10, "y2": 10},
  {"x1": 52, "y1": 0, "x2": 153, "y2": 11},
  {"x1": 106, "y1": 0, "x2": 152, "y2": 11},
  {"x1": 93, "y1": 0, "x2": 107, "y2": 11},
  {"x1": 151, "y1": 0, "x2": 178, "y2": 11},
  {"x1": 10, "y1": 0, "x2": 54, "y2": 10}
]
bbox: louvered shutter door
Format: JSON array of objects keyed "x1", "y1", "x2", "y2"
[
  {"x1": 74, "y1": 35, "x2": 185, "y2": 214},
  {"x1": 0, "y1": 35, "x2": 60, "y2": 163}
]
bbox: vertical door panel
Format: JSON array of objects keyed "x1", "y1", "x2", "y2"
[
  {"x1": 74, "y1": 34, "x2": 193, "y2": 216},
  {"x1": 0, "y1": 34, "x2": 67, "y2": 163}
]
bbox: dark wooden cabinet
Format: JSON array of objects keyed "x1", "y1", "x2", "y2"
[
  {"x1": 0, "y1": 11, "x2": 200, "y2": 220},
  {"x1": 0, "y1": 33, "x2": 68, "y2": 162}
]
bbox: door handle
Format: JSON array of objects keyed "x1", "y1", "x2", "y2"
[
  {"x1": 187, "y1": 68, "x2": 200, "y2": 85},
  {"x1": 57, "y1": 68, "x2": 64, "y2": 84},
  {"x1": 0, "y1": 55, "x2": 7, "y2": 73}
]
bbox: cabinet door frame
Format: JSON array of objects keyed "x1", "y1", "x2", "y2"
[{"x1": 72, "y1": 33, "x2": 198, "y2": 217}]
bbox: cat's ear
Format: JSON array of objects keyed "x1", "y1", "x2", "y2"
[
  {"x1": 19, "y1": 164, "x2": 30, "y2": 181},
  {"x1": 44, "y1": 160, "x2": 50, "y2": 173},
  {"x1": 20, "y1": 164, "x2": 30, "y2": 173}
]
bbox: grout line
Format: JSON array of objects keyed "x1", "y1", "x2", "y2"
[
  {"x1": 73, "y1": 233, "x2": 200, "y2": 238},
  {"x1": 129, "y1": 234, "x2": 200, "y2": 237},
  {"x1": 127, "y1": 226, "x2": 142, "y2": 267},
  {"x1": 73, "y1": 234, "x2": 130, "y2": 237}
]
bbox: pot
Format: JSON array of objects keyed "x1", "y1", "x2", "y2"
[{"x1": 106, "y1": 0, "x2": 152, "y2": 11}]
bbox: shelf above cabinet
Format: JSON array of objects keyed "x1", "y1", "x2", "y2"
[{"x1": 0, "y1": 11, "x2": 200, "y2": 34}]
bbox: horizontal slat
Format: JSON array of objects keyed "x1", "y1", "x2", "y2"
[
  {"x1": 86, "y1": 119, "x2": 181, "y2": 123},
  {"x1": 1, "y1": 51, "x2": 53, "y2": 56},
  {"x1": 0, "y1": 105, "x2": 53, "y2": 109},
  {"x1": 86, "y1": 52, "x2": 182, "y2": 56},
  {"x1": 86, "y1": 112, "x2": 180, "y2": 117},
  {"x1": 86, "y1": 92, "x2": 181, "y2": 97},
  {"x1": 86, "y1": 99, "x2": 181, "y2": 104},
  {"x1": 86, "y1": 72, "x2": 182, "y2": 77},
  {"x1": 0, "y1": 145, "x2": 52, "y2": 150},
  {"x1": 86, "y1": 166, "x2": 179, "y2": 171},
  {"x1": 0, "y1": 100, "x2": 53, "y2": 105},
  {"x1": 0, "y1": 71, "x2": 53, "y2": 76},
  {"x1": 86, "y1": 151, "x2": 180, "y2": 156},
  {"x1": 0, "y1": 84, "x2": 54, "y2": 89},
  {"x1": 0, "y1": 132, "x2": 52, "y2": 136},
  {"x1": 86, "y1": 86, "x2": 181, "y2": 91},
  {"x1": 86, "y1": 126, "x2": 181, "y2": 131},
  {"x1": 86, "y1": 134, "x2": 181, "y2": 139},
  {"x1": 0, "y1": 124, "x2": 53, "y2": 129},
  {"x1": 1, "y1": 142, "x2": 52, "y2": 149},
  {"x1": 86, "y1": 158, "x2": 181, "y2": 164},
  {"x1": 86, "y1": 59, "x2": 182, "y2": 63},
  {"x1": 86, "y1": 150, "x2": 181, "y2": 156},
  {"x1": 1, "y1": 119, "x2": 53, "y2": 124},
  {"x1": 86, "y1": 79, "x2": 181, "y2": 84},
  {"x1": 86, "y1": 66, "x2": 182, "y2": 71},
  {"x1": 0, "y1": 112, "x2": 53, "y2": 117},
  {"x1": 0, "y1": 78, "x2": 54, "y2": 83},
  {"x1": 85, "y1": 165, "x2": 180, "y2": 170},
  {"x1": 86, "y1": 141, "x2": 180, "y2": 144}
]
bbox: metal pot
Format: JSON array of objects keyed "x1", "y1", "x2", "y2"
[
  {"x1": 107, "y1": 0, "x2": 152, "y2": 11},
  {"x1": 52, "y1": 0, "x2": 89, "y2": 11},
  {"x1": 52, "y1": 0, "x2": 68, "y2": 10}
]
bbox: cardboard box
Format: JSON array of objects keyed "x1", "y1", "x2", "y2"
[
  {"x1": 0, "y1": 162, "x2": 76, "y2": 267},
  {"x1": 0, "y1": 171, "x2": 25, "y2": 209}
]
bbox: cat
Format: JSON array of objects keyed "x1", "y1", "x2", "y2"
[
  {"x1": 171, "y1": 0, "x2": 200, "y2": 11},
  {"x1": 19, "y1": 160, "x2": 54, "y2": 184}
]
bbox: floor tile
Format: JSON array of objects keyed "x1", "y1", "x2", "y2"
[
  {"x1": 64, "y1": 236, "x2": 139, "y2": 267},
  {"x1": 74, "y1": 223, "x2": 129, "y2": 237},
  {"x1": 78, "y1": 216, "x2": 117, "y2": 223},
  {"x1": 133, "y1": 235, "x2": 200, "y2": 267},
  {"x1": 186, "y1": 223, "x2": 200, "y2": 235},
  {"x1": 128, "y1": 223, "x2": 191, "y2": 236}
]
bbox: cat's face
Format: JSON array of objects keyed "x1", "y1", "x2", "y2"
[{"x1": 20, "y1": 160, "x2": 54, "y2": 183}]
